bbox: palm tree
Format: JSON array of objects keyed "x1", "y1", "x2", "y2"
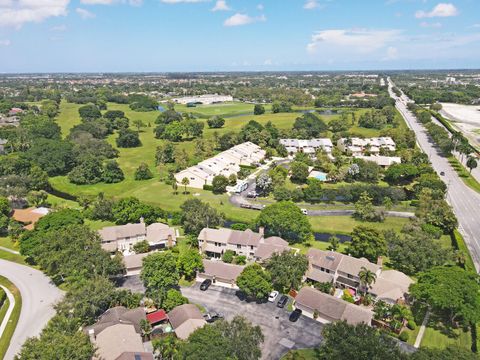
[
  {"x1": 139, "y1": 319, "x2": 152, "y2": 340},
  {"x1": 172, "y1": 181, "x2": 178, "y2": 195},
  {"x1": 392, "y1": 304, "x2": 411, "y2": 325},
  {"x1": 153, "y1": 334, "x2": 180, "y2": 360},
  {"x1": 358, "y1": 266, "x2": 377, "y2": 294},
  {"x1": 181, "y1": 177, "x2": 190, "y2": 194}
]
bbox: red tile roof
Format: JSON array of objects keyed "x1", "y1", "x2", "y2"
[{"x1": 146, "y1": 309, "x2": 168, "y2": 324}]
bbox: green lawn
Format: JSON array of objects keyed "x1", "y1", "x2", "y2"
[
  {"x1": 309, "y1": 216, "x2": 409, "y2": 235},
  {"x1": 448, "y1": 156, "x2": 480, "y2": 194},
  {"x1": 421, "y1": 326, "x2": 472, "y2": 350},
  {"x1": 0, "y1": 276, "x2": 22, "y2": 360},
  {"x1": 281, "y1": 348, "x2": 318, "y2": 359},
  {"x1": 0, "y1": 298, "x2": 10, "y2": 327}
]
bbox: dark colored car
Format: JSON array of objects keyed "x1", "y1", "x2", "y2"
[
  {"x1": 440, "y1": 171, "x2": 445, "y2": 176},
  {"x1": 277, "y1": 295, "x2": 288, "y2": 308},
  {"x1": 200, "y1": 279, "x2": 212, "y2": 291},
  {"x1": 289, "y1": 308, "x2": 302, "y2": 322},
  {"x1": 204, "y1": 311, "x2": 223, "y2": 323}
]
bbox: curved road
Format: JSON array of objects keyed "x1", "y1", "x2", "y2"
[
  {"x1": 0, "y1": 260, "x2": 63, "y2": 360},
  {"x1": 389, "y1": 79, "x2": 480, "y2": 272}
]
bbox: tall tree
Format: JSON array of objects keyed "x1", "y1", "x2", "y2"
[
  {"x1": 265, "y1": 251, "x2": 308, "y2": 291},
  {"x1": 347, "y1": 226, "x2": 387, "y2": 263},
  {"x1": 236, "y1": 263, "x2": 272, "y2": 300}
]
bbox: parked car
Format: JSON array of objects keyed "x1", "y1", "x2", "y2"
[
  {"x1": 203, "y1": 311, "x2": 223, "y2": 323},
  {"x1": 268, "y1": 290, "x2": 279, "y2": 302},
  {"x1": 277, "y1": 295, "x2": 288, "y2": 308},
  {"x1": 440, "y1": 171, "x2": 445, "y2": 176},
  {"x1": 200, "y1": 279, "x2": 212, "y2": 291},
  {"x1": 247, "y1": 191, "x2": 257, "y2": 198},
  {"x1": 301, "y1": 208, "x2": 308, "y2": 215},
  {"x1": 289, "y1": 308, "x2": 302, "y2": 322}
]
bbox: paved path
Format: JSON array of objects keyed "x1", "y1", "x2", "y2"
[
  {"x1": 414, "y1": 310, "x2": 430, "y2": 348},
  {"x1": 181, "y1": 283, "x2": 325, "y2": 360},
  {"x1": 0, "y1": 260, "x2": 63, "y2": 360},
  {"x1": 0, "y1": 247, "x2": 19, "y2": 255},
  {"x1": 389, "y1": 79, "x2": 480, "y2": 272},
  {"x1": 0, "y1": 285, "x2": 15, "y2": 339}
]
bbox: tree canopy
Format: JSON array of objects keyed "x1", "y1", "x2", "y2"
[
  {"x1": 236, "y1": 263, "x2": 272, "y2": 300},
  {"x1": 256, "y1": 201, "x2": 313, "y2": 244},
  {"x1": 265, "y1": 251, "x2": 308, "y2": 291}
]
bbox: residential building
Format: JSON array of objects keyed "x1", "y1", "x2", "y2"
[
  {"x1": 198, "y1": 227, "x2": 290, "y2": 261},
  {"x1": 174, "y1": 142, "x2": 265, "y2": 189},
  {"x1": 123, "y1": 253, "x2": 149, "y2": 276},
  {"x1": 279, "y1": 138, "x2": 334, "y2": 155},
  {"x1": 305, "y1": 249, "x2": 412, "y2": 304},
  {"x1": 84, "y1": 307, "x2": 153, "y2": 360},
  {"x1": 171, "y1": 94, "x2": 233, "y2": 105},
  {"x1": 168, "y1": 304, "x2": 207, "y2": 340},
  {"x1": 197, "y1": 259, "x2": 245, "y2": 288},
  {"x1": 337, "y1": 137, "x2": 396, "y2": 155},
  {"x1": 294, "y1": 287, "x2": 373, "y2": 325},
  {"x1": 98, "y1": 221, "x2": 176, "y2": 253},
  {"x1": 355, "y1": 155, "x2": 401, "y2": 168}
]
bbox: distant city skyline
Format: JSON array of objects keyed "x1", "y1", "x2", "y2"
[{"x1": 0, "y1": 0, "x2": 479, "y2": 72}]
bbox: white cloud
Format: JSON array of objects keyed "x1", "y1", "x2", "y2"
[
  {"x1": 257, "y1": 4, "x2": 264, "y2": 11},
  {"x1": 76, "y1": 7, "x2": 96, "y2": 19},
  {"x1": 303, "y1": 0, "x2": 318, "y2": 10},
  {"x1": 211, "y1": 0, "x2": 230, "y2": 11},
  {"x1": 307, "y1": 29, "x2": 401, "y2": 54},
  {"x1": 0, "y1": 39, "x2": 10, "y2": 46},
  {"x1": 224, "y1": 13, "x2": 266, "y2": 27},
  {"x1": 383, "y1": 46, "x2": 399, "y2": 60},
  {"x1": 472, "y1": 24, "x2": 480, "y2": 28},
  {"x1": 420, "y1": 21, "x2": 442, "y2": 28},
  {"x1": 0, "y1": 0, "x2": 69, "y2": 28},
  {"x1": 415, "y1": 3, "x2": 458, "y2": 19}
]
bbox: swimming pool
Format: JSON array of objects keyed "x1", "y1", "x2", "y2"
[{"x1": 310, "y1": 171, "x2": 327, "y2": 181}]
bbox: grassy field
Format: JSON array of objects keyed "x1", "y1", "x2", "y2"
[
  {"x1": 448, "y1": 156, "x2": 480, "y2": 193},
  {"x1": 0, "y1": 276, "x2": 21, "y2": 360},
  {"x1": 309, "y1": 216, "x2": 408, "y2": 235},
  {"x1": 51, "y1": 101, "x2": 410, "y2": 225}
]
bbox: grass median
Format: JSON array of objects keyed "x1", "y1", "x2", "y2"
[{"x1": 0, "y1": 276, "x2": 22, "y2": 360}]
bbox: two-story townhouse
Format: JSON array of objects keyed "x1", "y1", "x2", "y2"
[
  {"x1": 198, "y1": 227, "x2": 290, "y2": 261},
  {"x1": 337, "y1": 137, "x2": 396, "y2": 155},
  {"x1": 279, "y1": 138, "x2": 333, "y2": 156}
]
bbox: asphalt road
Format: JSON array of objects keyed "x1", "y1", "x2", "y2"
[
  {"x1": 389, "y1": 79, "x2": 480, "y2": 272},
  {"x1": 181, "y1": 284, "x2": 324, "y2": 360},
  {"x1": 0, "y1": 260, "x2": 63, "y2": 360}
]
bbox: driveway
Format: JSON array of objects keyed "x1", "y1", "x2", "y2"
[
  {"x1": 0, "y1": 260, "x2": 63, "y2": 359},
  {"x1": 181, "y1": 284, "x2": 324, "y2": 360}
]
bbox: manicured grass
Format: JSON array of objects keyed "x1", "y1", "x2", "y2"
[
  {"x1": 294, "y1": 239, "x2": 348, "y2": 255},
  {"x1": 55, "y1": 100, "x2": 82, "y2": 136},
  {"x1": 0, "y1": 237, "x2": 17, "y2": 251},
  {"x1": 84, "y1": 219, "x2": 116, "y2": 231},
  {"x1": 0, "y1": 298, "x2": 10, "y2": 328},
  {"x1": 308, "y1": 216, "x2": 409, "y2": 235},
  {"x1": 174, "y1": 102, "x2": 264, "y2": 118},
  {"x1": 0, "y1": 250, "x2": 26, "y2": 265},
  {"x1": 421, "y1": 326, "x2": 472, "y2": 350},
  {"x1": 451, "y1": 230, "x2": 476, "y2": 272},
  {"x1": 0, "y1": 276, "x2": 22, "y2": 360},
  {"x1": 448, "y1": 157, "x2": 480, "y2": 194}
]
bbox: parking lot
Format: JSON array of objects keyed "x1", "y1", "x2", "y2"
[{"x1": 181, "y1": 284, "x2": 324, "y2": 360}]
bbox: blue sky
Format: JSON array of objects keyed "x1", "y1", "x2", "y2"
[{"x1": 0, "y1": 0, "x2": 479, "y2": 72}]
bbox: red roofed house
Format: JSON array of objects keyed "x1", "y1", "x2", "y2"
[{"x1": 146, "y1": 309, "x2": 168, "y2": 326}]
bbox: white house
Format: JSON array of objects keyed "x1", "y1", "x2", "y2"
[
  {"x1": 355, "y1": 155, "x2": 402, "y2": 168},
  {"x1": 99, "y1": 222, "x2": 176, "y2": 253},
  {"x1": 175, "y1": 142, "x2": 265, "y2": 189},
  {"x1": 279, "y1": 138, "x2": 334, "y2": 155},
  {"x1": 337, "y1": 137, "x2": 396, "y2": 155},
  {"x1": 171, "y1": 94, "x2": 233, "y2": 105}
]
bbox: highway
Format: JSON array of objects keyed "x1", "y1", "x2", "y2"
[
  {"x1": 388, "y1": 79, "x2": 480, "y2": 273},
  {"x1": 0, "y1": 260, "x2": 63, "y2": 360}
]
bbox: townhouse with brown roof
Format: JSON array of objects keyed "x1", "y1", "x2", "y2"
[
  {"x1": 197, "y1": 259, "x2": 245, "y2": 288},
  {"x1": 294, "y1": 286, "x2": 373, "y2": 325},
  {"x1": 84, "y1": 306, "x2": 153, "y2": 360},
  {"x1": 99, "y1": 221, "x2": 176, "y2": 253},
  {"x1": 197, "y1": 227, "x2": 290, "y2": 261},
  {"x1": 305, "y1": 249, "x2": 412, "y2": 304},
  {"x1": 168, "y1": 304, "x2": 207, "y2": 340}
]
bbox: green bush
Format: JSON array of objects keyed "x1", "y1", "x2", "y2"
[
  {"x1": 399, "y1": 331, "x2": 409, "y2": 342},
  {"x1": 202, "y1": 184, "x2": 213, "y2": 191},
  {"x1": 407, "y1": 319, "x2": 416, "y2": 330},
  {"x1": 0, "y1": 287, "x2": 6, "y2": 308}
]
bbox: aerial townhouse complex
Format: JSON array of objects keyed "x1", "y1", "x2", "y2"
[
  {"x1": 337, "y1": 137, "x2": 396, "y2": 156},
  {"x1": 279, "y1": 138, "x2": 334, "y2": 156},
  {"x1": 174, "y1": 142, "x2": 266, "y2": 189}
]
